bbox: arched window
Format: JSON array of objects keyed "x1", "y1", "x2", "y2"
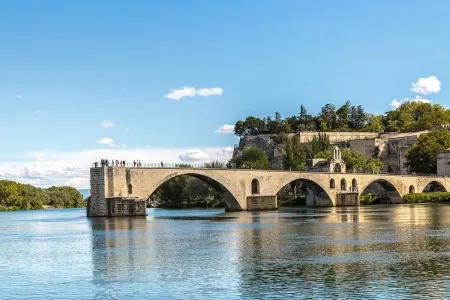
[
  {"x1": 251, "y1": 179, "x2": 260, "y2": 195},
  {"x1": 409, "y1": 185, "x2": 415, "y2": 194},
  {"x1": 128, "y1": 184, "x2": 133, "y2": 195},
  {"x1": 340, "y1": 179, "x2": 346, "y2": 191},
  {"x1": 330, "y1": 179, "x2": 335, "y2": 189},
  {"x1": 334, "y1": 163, "x2": 342, "y2": 173},
  {"x1": 352, "y1": 179, "x2": 357, "y2": 192}
]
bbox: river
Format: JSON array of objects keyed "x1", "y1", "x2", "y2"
[{"x1": 0, "y1": 204, "x2": 449, "y2": 299}]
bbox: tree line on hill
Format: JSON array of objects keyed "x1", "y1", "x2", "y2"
[
  {"x1": 234, "y1": 101, "x2": 450, "y2": 136},
  {"x1": 0, "y1": 180, "x2": 85, "y2": 211}
]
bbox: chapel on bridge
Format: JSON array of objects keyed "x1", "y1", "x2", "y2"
[{"x1": 306, "y1": 146, "x2": 346, "y2": 173}]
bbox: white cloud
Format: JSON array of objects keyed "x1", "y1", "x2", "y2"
[
  {"x1": 217, "y1": 146, "x2": 234, "y2": 156},
  {"x1": 196, "y1": 87, "x2": 224, "y2": 97},
  {"x1": 164, "y1": 86, "x2": 224, "y2": 100},
  {"x1": 215, "y1": 124, "x2": 235, "y2": 133},
  {"x1": 16, "y1": 94, "x2": 23, "y2": 99},
  {"x1": 411, "y1": 76, "x2": 441, "y2": 95},
  {"x1": 0, "y1": 146, "x2": 233, "y2": 188},
  {"x1": 178, "y1": 150, "x2": 210, "y2": 162},
  {"x1": 391, "y1": 99, "x2": 402, "y2": 108},
  {"x1": 96, "y1": 137, "x2": 118, "y2": 148},
  {"x1": 391, "y1": 96, "x2": 432, "y2": 108},
  {"x1": 35, "y1": 156, "x2": 45, "y2": 161},
  {"x1": 101, "y1": 120, "x2": 114, "y2": 128}
]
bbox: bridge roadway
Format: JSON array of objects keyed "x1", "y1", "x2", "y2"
[{"x1": 87, "y1": 166, "x2": 450, "y2": 217}]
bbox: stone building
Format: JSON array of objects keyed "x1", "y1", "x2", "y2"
[
  {"x1": 234, "y1": 130, "x2": 430, "y2": 174},
  {"x1": 306, "y1": 147, "x2": 346, "y2": 173},
  {"x1": 382, "y1": 131, "x2": 426, "y2": 174},
  {"x1": 437, "y1": 149, "x2": 450, "y2": 176}
]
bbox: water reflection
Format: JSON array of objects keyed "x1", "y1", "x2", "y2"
[
  {"x1": 85, "y1": 206, "x2": 450, "y2": 299},
  {"x1": 2, "y1": 206, "x2": 450, "y2": 299}
]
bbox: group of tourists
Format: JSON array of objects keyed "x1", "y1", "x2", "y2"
[
  {"x1": 93, "y1": 159, "x2": 165, "y2": 168},
  {"x1": 94, "y1": 159, "x2": 127, "y2": 167}
]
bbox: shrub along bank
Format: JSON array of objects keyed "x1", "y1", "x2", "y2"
[{"x1": 403, "y1": 192, "x2": 450, "y2": 203}]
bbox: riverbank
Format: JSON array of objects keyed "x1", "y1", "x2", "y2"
[{"x1": 0, "y1": 180, "x2": 85, "y2": 211}]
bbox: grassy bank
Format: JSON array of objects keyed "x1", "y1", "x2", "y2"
[{"x1": 403, "y1": 192, "x2": 450, "y2": 203}]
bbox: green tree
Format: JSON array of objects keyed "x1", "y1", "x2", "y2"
[
  {"x1": 285, "y1": 116, "x2": 299, "y2": 133},
  {"x1": 298, "y1": 105, "x2": 315, "y2": 131},
  {"x1": 365, "y1": 158, "x2": 384, "y2": 173},
  {"x1": 234, "y1": 120, "x2": 245, "y2": 136},
  {"x1": 405, "y1": 129, "x2": 450, "y2": 174},
  {"x1": 318, "y1": 104, "x2": 337, "y2": 130},
  {"x1": 364, "y1": 114, "x2": 385, "y2": 132},
  {"x1": 230, "y1": 147, "x2": 270, "y2": 169},
  {"x1": 350, "y1": 105, "x2": 367, "y2": 130},
  {"x1": 385, "y1": 101, "x2": 450, "y2": 132},
  {"x1": 314, "y1": 149, "x2": 332, "y2": 159},
  {"x1": 311, "y1": 133, "x2": 331, "y2": 157},
  {"x1": 282, "y1": 135, "x2": 310, "y2": 170},
  {"x1": 0, "y1": 180, "x2": 83, "y2": 210},
  {"x1": 243, "y1": 116, "x2": 266, "y2": 135},
  {"x1": 336, "y1": 101, "x2": 351, "y2": 130},
  {"x1": 341, "y1": 149, "x2": 367, "y2": 173}
]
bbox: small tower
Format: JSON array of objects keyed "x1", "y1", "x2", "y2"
[{"x1": 330, "y1": 146, "x2": 346, "y2": 173}]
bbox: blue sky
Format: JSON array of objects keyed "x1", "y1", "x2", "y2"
[{"x1": 0, "y1": 0, "x2": 449, "y2": 187}]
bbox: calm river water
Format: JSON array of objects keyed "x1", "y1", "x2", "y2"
[{"x1": 1, "y1": 205, "x2": 450, "y2": 299}]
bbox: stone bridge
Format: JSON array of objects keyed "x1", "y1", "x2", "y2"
[{"x1": 87, "y1": 166, "x2": 450, "y2": 217}]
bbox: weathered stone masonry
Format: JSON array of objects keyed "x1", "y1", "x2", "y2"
[{"x1": 87, "y1": 166, "x2": 450, "y2": 217}]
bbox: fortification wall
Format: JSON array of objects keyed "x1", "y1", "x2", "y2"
[
  {"x1": 235, "y1": 131, "x2": 429, "y2": 174},
  {"x1": 294, "y1": 132, "x2": 379, "y2": 143}
]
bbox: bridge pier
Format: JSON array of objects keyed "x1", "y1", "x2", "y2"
[{"x1": 86, "y1": 165, "x2": 450, "y2": 217}]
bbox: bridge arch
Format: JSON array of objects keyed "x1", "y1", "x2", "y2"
[
  {"x1": 423, "y1": 181, "x2": 447, "y2": 192},
  {"x1": 360, "y1": 179, "x2": 403, "y2": 204},
  {"x1": 144, "y1": 171, "x2": 243, "y2": 211},
  {"x1": 275, "y1": 177, "x2": 333, "y2": 207}
]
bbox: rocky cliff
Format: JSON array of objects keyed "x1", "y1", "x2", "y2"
[{"x1": 233, "y1": 135, "x2": 284, "y2": 169}]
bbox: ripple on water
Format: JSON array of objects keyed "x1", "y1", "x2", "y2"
[{"x1": 1, "y1": 206, "x2": 450, "y2": 299}]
